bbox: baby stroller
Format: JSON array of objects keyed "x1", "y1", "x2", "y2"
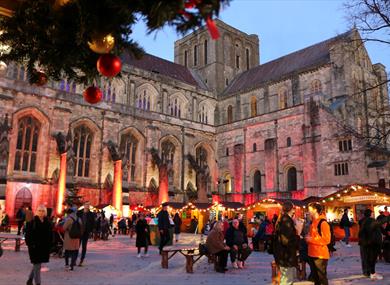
[{"x1": 51, "y1": 222, "x2": 65, "y2": 257}]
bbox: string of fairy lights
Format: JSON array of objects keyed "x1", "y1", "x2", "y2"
[
  {"x1": 131, "y1": 184, "x2": 389, "y2": 215},
  {"x1": 319, "y1": 185, "x2": 390, "y2": 205}
]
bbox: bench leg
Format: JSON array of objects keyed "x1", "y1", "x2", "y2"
[
  {"x1": 161, "y1": 251, "x2": 168, "y2": 269},
  {"x1": 15, "y1": 238, "x2": 20, "y2": 252},
  {"x1": 185, "y1": 255, "x2": 194, "y2": 273},
  {"x1": 297, "y1": 261, "x2": 306, "y2": 280}
]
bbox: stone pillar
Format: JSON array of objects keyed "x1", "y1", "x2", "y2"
[
  {"x1": 233, "y1": 144, "x2": 244, "y2": 193},
  {"x1": 112, "y1": 160, "x2": 123, "y2": 213},
  {"x1": 159, "y1": 165, "x2": 169, "y2": 204},
  {"x1": 56, "y1": 153, "x2": 67, "y2": 216},
  {"x1": 197, "y1": 174, "x2": 208, "y2": 203}
]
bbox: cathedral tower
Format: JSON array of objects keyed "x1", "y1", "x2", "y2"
[{"x1": 174, "y1": 20, "x2": 260, "y2": 94}]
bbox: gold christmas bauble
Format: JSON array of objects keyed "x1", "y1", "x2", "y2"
[{"x1": 88, "y1": 34, "x2": 115, "y2": 54}]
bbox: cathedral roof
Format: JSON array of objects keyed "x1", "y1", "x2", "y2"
[
  {"x1": 122, "y1": 52, "x2": 208, "y2": 90},
  {"x1": 221, "y1": 30, "x2": 354, "y2": 97}
]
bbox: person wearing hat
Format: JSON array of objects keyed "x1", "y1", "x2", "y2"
[
  {"x1": 273, "y1": 201, "x2": 299, "y2": 285},
  {"x1": 358, "y1": 208, "x2": 390, "y2": 280},
  {"x1": 157, "y1": 202, "x2": 171, "y2": 254}
]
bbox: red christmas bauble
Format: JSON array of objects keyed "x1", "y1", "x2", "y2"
[
  {"x1": 83, "y1": 86, "x2": 102, "y2": 104},
  {"x1": 96, "y1": 54, "x2": 122, "y2": 77},
  {"x1": 35, "y1": 71, "x2": 48, "y2": 86}
]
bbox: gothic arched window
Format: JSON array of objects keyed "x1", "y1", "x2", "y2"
[
  {"x1": 287, "y1": 137, "x2": 292, "y2": 147},
  {"x1": 161, "y1": 140, "x2": 175, "y2": 164},
  {"x1": 120, "y1": 133, "x2": 138, "y2": 183},
  {"x1": 73, "y1": 126, "x2": 93, "y2": 177},
  {"x1": 279, "y1": 88, "x2": 288, "y2": 109},
  {"x1": 227, "y1": 105, "x2": 233, "y2": 123},
  {"x1": 253, "y1": 170, "x2": 261, "y2": 193},
  {"x1": 251, "y1": 96, "x2": 257, "y2": 117},
  {"x1": 224, "y1": 173, "x2": 232, "y2": 193},
  {"x1": 311, "y1": 80, "x2": 322, "y2": 93},
  {"x1": 287, "y1": 167, "x2": 297, "y2": 191},
  {"x1": 14, "y1": 116, "x2": 40, "y2": 172},
  {"x1": 196, "y1": 146, "x2": 208, "y2": 168}
]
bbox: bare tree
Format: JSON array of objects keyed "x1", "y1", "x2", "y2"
[
  {"x1": 345, "y1": 0, "x2": 390, "y2": 45},
  {"x1": 337, "y1": 0, "x2": 390, "y2": 150}
]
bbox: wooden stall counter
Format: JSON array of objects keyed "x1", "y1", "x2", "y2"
[{"x1": 331, "y1": 223, "x2": 359, "y2": 242}]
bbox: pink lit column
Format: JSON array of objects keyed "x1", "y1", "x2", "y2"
[
  {"x1": 158, "y1": 165, "x2": 168, "y2": 204},
  {"x1": 56, "y1": 152, "x2": 67, "y2": 216},
  {"x1": 112, "y1": 160, "x2": 123, "y2": 213}
]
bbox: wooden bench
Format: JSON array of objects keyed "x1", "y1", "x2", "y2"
[
  {"x1": 161, "y1": 245, "x2": 218, "y2": 273},
  {"x1": 0, "y1": 233, "x2": 25, "y2": 252},
  {"x1": 161, "y1": 246, "x2": 198, "y2": 269}
]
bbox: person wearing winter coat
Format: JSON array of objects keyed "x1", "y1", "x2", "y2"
[
  {"x1": 157, "y1": 203, "x2": 171, "y2": 254},
  {"x1": 77, "y1": 202, "x2": 96, "y2": 266},
  {"x1": 135, "y1": 213, "x2": 150, "y2": 257},
  {"x1": 225, "y1": 219, "x2": 251, "y2": 269},
  {"x1": 173, "y1": 212, "x2": 182, "y2": 242},
  {"x1": 273, "y1": 201, "x2": 299, "y2": 285},
  {"x1": 15, "y1": 206, "x2": 25, "y2": 235},
  {"x1": 306, "y1": 203, "x2": 331, "y2": 285},
  {"x1": 206, "y1": 221, "x2": 230, "y2": 273},
  {"x1": 25, "y1": 205, "x2": 52, "y2": 285},
  {"x1": 358, "y1": 208, "x2": 390, "y2": 280},
  {"x1": 63, "y1": 207, "x2": 83, "y2": 271},
  {"x1": 340, "y1": 208, "x2": 352, "y2": 247}
]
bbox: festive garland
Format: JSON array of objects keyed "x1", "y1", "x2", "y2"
[{"x1": 0, "y1": 0, "x2": 228, "y2": 91}]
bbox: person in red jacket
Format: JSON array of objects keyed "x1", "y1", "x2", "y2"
[{"x1": 306, "y1": 203, "x2": 331, "y2": 285}]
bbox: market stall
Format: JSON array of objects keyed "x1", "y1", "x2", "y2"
[
  {"x1": 318, "y1": 184, "x2": 390, "y2": 241},
  {"x1": 244, "y1": 198, "x2": 306, "y2": 237}
]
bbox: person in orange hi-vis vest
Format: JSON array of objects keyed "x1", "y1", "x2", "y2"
[{"x1": 306, "y1": 203, "x2": 331, "y2": 285}]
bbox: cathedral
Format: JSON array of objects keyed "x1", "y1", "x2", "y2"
[{"x1": 0, "y1": 20, "x2": 389, "y2": 218}]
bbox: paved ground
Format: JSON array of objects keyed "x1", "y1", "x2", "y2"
[{"x1": 1, "y1": 233, "x2": 389, "y2": 285}]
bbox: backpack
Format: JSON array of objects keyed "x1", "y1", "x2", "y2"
[
  {"x1": 69, "y1": 217, "x2": 82, "y2": 239},
  {"x1": 318, "y1": 219, "x2": 336, "y2": 252}
]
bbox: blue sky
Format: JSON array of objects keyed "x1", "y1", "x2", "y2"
[{"x1": 131, "y1": 0, "x2": 389, "y2": 70}]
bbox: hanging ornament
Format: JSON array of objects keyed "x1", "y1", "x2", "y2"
[
  {"x1": 33, "y1": 71, "x2": 48, "y2": 86},
  {"x1": 83, "y1": 86, "x2": 102, "y2": 104},
  {"x1": 96, "y1": 54, "x2": 122, "y2": 77},
  {"x1": 185, "y1": 0, "x2": 200, "y2": 9},
  {"x1": 206, "y1": 17, "x2": 220, "y2": 40},
  {"x1": 53, "y1": 0, "x2": 71, "y2": 10},
  {"x1": 88, "y1": 34, "x2": 115, "y2": 54}
]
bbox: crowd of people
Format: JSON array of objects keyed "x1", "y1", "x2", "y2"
[
  {"x1": 268, "y1": 202, "x2": 390, "y2": 285},
  {"x1": 1, "y1": 201, "x2": 390, "y2": 285}
]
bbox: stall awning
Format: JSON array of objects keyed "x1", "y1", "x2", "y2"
[
  {"x1": 312, "y1": 184, "x2": 390, "y2": 206},
  {"x1": 220, "y1": 202, "x2": 245, "y2": 210}
]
